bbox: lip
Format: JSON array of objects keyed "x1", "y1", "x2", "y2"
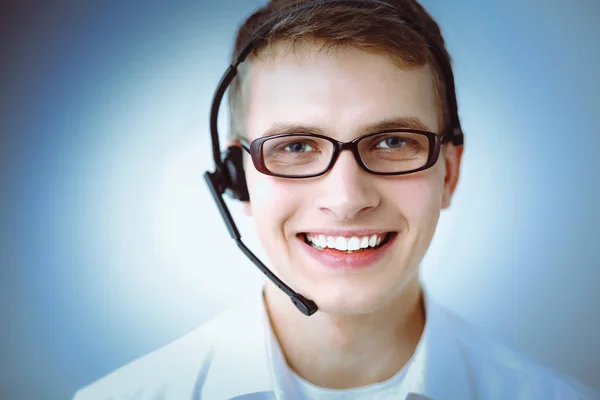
[{"x1": 297, "y1": 231, "x2": 398, "y2": 270}]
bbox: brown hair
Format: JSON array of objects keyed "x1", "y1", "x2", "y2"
[{"x1": 227, "y1": 0, "x2": 453, "y2": 140}]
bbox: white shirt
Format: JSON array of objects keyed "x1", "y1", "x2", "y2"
[
  {"x1": 292, "y1": 368, "x2": 410, "y2": 400},
  {"x1": 74, "y1": 286, "x2": 600, "y2": 399},
  {"x1": 265, "y1": 293, "x2": 414, "y2": 400}
]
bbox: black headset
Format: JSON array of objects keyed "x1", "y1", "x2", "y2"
[{"x1": 204, "y1": 0, "x2": 464, "y2": 316}]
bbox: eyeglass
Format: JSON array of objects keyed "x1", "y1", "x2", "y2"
[{"x1": 239, "y1": 129, "x2": 451, "y2": 178}]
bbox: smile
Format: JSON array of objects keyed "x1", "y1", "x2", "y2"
[
  {"x1": 302, "y1": 232, "x2": 394, "y2": 252},
  {"x1": 298, "y1": 231, "x2": 398, "y2": 270}
]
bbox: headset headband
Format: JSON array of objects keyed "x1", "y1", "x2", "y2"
[{"x1": 210, "y1": 0, "x2": 464, "y2": 171}]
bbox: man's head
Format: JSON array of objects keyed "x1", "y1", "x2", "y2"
[{"x1": 227, "y1": 0, "x2": 463, "y2": 315}]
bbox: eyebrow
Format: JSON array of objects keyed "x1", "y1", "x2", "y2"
[{"x1": 260, "y1": 116, "x2": 432, "y2": 138}]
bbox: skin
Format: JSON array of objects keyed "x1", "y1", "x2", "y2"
[{"x1": 237, "y1": 40, "x2": 463, "y2": 389}]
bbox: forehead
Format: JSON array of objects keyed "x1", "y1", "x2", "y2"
[{"x1": 244, "y1": 41, "x2": 439, "y2": 140}]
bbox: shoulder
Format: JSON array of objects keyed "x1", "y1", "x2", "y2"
[
  {"x1": 436, "y1": 303, "x2": 600, "y2": 399},
  {"x1": 73, "y1": 300, "x2": 254, "y2": 400}
]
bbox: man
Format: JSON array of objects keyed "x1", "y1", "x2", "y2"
[{"x1": 74, "y1": 0, "x2": 599, "y2": 399}]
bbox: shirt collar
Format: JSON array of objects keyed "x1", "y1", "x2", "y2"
[
  {"x1": 204, "y1": 285, "x2": 473, "y2": 399},
  {"x1": 263, "y1": 287, "x2": 473, "y2": 399},
  {"x1": 404, "y1": 288, "x2": 474, "y2": 399}
]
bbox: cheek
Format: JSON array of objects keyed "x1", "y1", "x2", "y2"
[
  {"x1": 388, "y1": 169, "x2": 445, "y2": 225},
  {"x1": 246, "y1": 170, "x2": 299, "y2": 234}
]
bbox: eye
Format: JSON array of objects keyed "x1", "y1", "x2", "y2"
[
  {"x1": 376, "y1": 136, "x2": 407, "y2": 149},
  {"x1": 283, "y1": 142, "x2": 315, "y2": 153}
]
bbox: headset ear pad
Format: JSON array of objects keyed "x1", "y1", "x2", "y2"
[{"x1": 221, "y1": 146, "x2": 250, "y2": 201}]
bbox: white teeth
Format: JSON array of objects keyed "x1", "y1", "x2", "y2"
[
  {"x1": 348, "y1": 236, "x2": 360, "y2": 251},
  {"x1": 318, "y1": 235, "x2": 327, "y2": 248},
  {"x1": 305, "y1": 233, "x2": 388, "y2": 251},
  {"x1": 360, "y1": 237, "x2": 369, "y2": 249},
  {"x1": 327, "y1": 236, "x2": 336, "y2": 248},
  {"x1": 368, "y1": 235, "x2": 377, "y2": 247},
  {"x1": 334, "y1": 237, "x2": 348, "y2": 251}
]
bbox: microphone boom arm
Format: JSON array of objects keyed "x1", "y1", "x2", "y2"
[{"x1": 203, "y1": 171, "x2": 318, "y2": 316}]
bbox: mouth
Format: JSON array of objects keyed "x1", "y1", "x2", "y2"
[
  {"x1": 297, "y1": 231, "x2": 398, "y2": 270},
  {"x1": 298, "y1": 232, "x2": 396, "y2": 253}
]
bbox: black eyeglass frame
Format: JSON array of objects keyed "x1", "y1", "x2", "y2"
[{"x1": 240, "y1": 128, "x2": 451, "y2": 179}]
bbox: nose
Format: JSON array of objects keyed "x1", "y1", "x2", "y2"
[{"x1": 313, "y1": 150, "x2": 380, "y2": 220}]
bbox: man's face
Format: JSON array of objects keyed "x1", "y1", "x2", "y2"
[{"x1": 242, "y1": 42, "x2": 461, "y2": 315}]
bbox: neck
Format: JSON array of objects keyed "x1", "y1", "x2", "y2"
[{"x1": 263, "y1": 279, "x2": 426, "y2": 389}]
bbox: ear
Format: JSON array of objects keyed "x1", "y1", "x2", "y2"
[{"x1": 441, "y1": 143, "x2": 464, "y2": 209}]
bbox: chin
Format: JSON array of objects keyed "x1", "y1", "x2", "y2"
[
  {"x1": 302, "y1": 281, "x2": 394, "y2": 316},
  {"x1": 295, "y1": 266, "x2": 420, "y2": 316}
]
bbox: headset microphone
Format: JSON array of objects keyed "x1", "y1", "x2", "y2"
[
  {"x1": 203, "y1": 170, "x2": 318, "y2": 316},
  {"x1": 204, "y1": 0, "x2": 464, "y2": 318}
]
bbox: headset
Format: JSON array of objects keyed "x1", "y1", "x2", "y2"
[{"x1": 204, "y1": 0, "x2": 464, "y2": 316}]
